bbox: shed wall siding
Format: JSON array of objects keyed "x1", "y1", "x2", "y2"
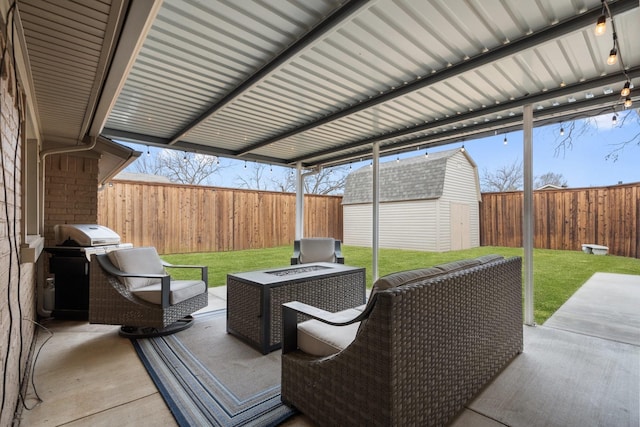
[
  {"x1": 441, "y1": 153, "x2": 480, "y2": 248},
  {"x1": 344, "y1": 201, "x2": 439, "y2": 251}
]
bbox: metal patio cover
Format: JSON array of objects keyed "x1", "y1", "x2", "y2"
[{"x1": 16, "y1": 0, "x2": 640, "y2": 169}]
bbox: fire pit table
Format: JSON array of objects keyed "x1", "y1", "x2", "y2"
[{"x1": 227, "y1": 262, "x2": 366, "y2": 354}]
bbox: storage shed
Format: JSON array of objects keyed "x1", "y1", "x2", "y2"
[{"x1": 342, "y1": 148, "x2": 481, "y2": 252}]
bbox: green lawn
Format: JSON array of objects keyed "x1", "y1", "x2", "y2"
[{"x1": 162, "y1": 246, "x2": 640, "y2": 325}]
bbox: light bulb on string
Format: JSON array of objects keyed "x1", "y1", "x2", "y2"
[
  {"x1": 607, "y1": 47, "x2": 618, "y2": 65},
  {"x1": 612, "y1": 114, "x2": 618, "y2": 125},
  {"x1": 621, "y1": 81, "x2": 631, "y2": 97},
  {"x1": 595, "y1": 14, "x2": 606, "y2": 36},
  {"x1": 503, "y1": 134, "x2": 508, "y2": 145},
  {"x1": 146, "y1": 145, "x2": 150, "y2": 156},
  {"x1": 560, "y1": 127, "x2": 565, "y2": 136},
  {"x1": 624, "y1": 97, "x2": 633, "y2": 108}
]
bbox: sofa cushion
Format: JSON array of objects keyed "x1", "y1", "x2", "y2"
[
  {"x1": 474, "y1": 254, "x2": 504, "y2": 264},
  {"x1": 299, "y1": 238, "x2": 336, "y2": 263},
  {"x1": 132, "y1": 280, "x2": 206, "y2": 305},
  {"x1": 298, "y1": 307, "x2": 362, "y2": 356},
  {"x1": 371, "y1": 266, "x2": 443, "y2": 296},
  {"x1": 107, "y1": 247, "x2": 166, "y2": 290},
  {"x1": 434, "y1": 258, "x2": 482, "y2": 273}
]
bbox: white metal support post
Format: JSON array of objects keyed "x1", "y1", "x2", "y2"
[
  {"x1": 295, "y1": 162, "x2": 304, "y2": 240},
  {"x1": 523, "y1": 104, "x2": 535, "y2": 326},
  {"x1": 372, "y1": 142, "x2": 380, "y2": 282}
]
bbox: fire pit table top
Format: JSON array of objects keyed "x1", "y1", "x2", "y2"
[{"x1": 228, "y1": 262, "x2": 362, "y2": 285}]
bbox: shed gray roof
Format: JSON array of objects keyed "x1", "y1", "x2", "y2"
[{"x1": 342, "y1": 148, "x2": 470, "y2": 205}]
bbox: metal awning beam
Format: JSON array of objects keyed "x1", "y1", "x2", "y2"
[
  {"x1": 291, "y1": 66, "x2": 640, "y2": 165},
  {"x1": 315, "y1": 92, "x2": 630, "y2": 167},
  {"x1": 237, "y1": 0, "x2": 639, "y2": 157},
  {"x1": 165, "y1": 0, "x2": 370, "y2": 147}
]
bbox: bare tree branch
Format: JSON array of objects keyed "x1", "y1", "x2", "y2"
[
  {"x1": 534, "y1": 172, "x2": 567, "y2": 188},
  {"x1": 238, "y1": 164, "x2": 349, "y2": 194},
  {"x1": 481, "y1": 160, "x2": 523, "y2": 192},
  {"x1": 134, "y1": 150, "x2": 224, "y2": 185},
  {"x1": 553, "y1": 109, "x2": 640, "y2": 161},
  {"x1": 235, "y1": 163, "x2": 272, "y2": 190}
]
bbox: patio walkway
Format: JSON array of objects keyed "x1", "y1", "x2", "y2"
[
  {"x1": 454, "y1": 272, "x2": 640, "y2": 427},
  {"x1": 17, "y1": 273, "x2": 639, "y2": 426}
]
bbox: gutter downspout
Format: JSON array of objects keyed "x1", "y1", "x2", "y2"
[{"x1": 39, "y1": 135, "x2": 98, "y2": 161}]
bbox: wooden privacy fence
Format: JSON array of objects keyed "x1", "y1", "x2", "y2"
[
  {"x1": 480, "y1": 183, "x2": 640, "y2": 258},
  {"x1": 97, "y1": 180, "x2": 343, "y2": 254},
  {"x1": 99, "y1": 180, "x2": 639, "y2": 258}
]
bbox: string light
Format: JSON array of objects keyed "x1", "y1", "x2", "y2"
[
  {"x1": 244, "y1": 161, "x2": 247, "y2": 169},
  {"x1": 146, "y1": 145, "x2": 150, "y2": 156},
  {"x1": 425, "y1": 150, "x2": 429, "y2": 158},
  {"x1": 396, "y1": 155, "x2": 400, "y2": 163},
  {"x1": 621, "y1": 81, "x2": 631, "y2": 97},
  {"x1": 183, "y1": 152, "x2": 187, "y2": 162},
  {"x1": 503, "y1": 134, "x2": 508, "y2": 145},
  {"x1": 595, "y1": 12, "x2": 606, "y2": 36},
  {"x1": 612, "y1": 113, "x2": 618, "y2": 125},
  {"x1": 460, "y1": 144, "x2": 466, "y2": 153},
  {"x1": 560, "y1": 127, "x2": 565, "y2": 136},
  {"x1": 607, "y1": 48, "x2": 617, "y2": 65},
  {"x1": 595, "y1": 1, "x2": 632, "y2": 107},
  {"x1": 607, "y1": 33, "x2": 618, "y2": 65}
]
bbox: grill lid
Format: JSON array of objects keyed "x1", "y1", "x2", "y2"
[{"x1": 54, "y1": 224, "x2": 121, "y2": 246}]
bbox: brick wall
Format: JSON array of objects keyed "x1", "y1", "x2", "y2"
[
  {"x1": 44, "y1": 154, "x2": 99, "y2": 245},
  {"x1": 0, "y1": 69, "x2": 36, "y2": 425}
]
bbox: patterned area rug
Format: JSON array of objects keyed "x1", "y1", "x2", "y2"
[{"x1": 131, "y1": 309, "x2": 295, "y2": 426}]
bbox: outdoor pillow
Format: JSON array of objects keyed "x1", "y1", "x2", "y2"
[{"x1": 107, "y1": 246, "x2": 166, "y2": 290}]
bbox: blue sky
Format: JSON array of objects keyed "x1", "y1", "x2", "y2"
[{"x1": 120, "y1": 109, "x2": 639, "y2": 190}]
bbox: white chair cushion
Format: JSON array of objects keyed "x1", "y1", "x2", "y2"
[
  {"x1": 297, "y1": 307, "x2": 362, "y2": 356},
  {"x1": 132, "y1": 280, "x2": 206, "y2": 305},
  {"x1": 299, "y1": 238, "x2": 336, "y2": 264},
  {"x1": 107, "y1": 247, "x2": 165, "y2": 290}
]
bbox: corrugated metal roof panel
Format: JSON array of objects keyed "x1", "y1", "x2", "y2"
[
  {"x1": 20, "y1": 0, "x2": 639, "y2": 169},
  {"x1": 18, "y1": 0, "x2": 120, "y2": 144}
]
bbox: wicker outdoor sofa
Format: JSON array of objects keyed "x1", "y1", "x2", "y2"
[{"x1": 281, "y1": 255, "x2": 523, "y2": 427}]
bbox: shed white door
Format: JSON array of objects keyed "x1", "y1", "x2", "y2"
[{"x1": 451, "y1": 202, "x2": 470, "y2": 250}]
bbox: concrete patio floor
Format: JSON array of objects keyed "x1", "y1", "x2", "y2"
[{"x1": 16, "y1": 273, "x2": 640, "y2": 426}]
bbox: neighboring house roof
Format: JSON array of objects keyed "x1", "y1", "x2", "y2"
[
  {"x1": 114, "y1": 172, "x2": 172, "y2": 183},
  {"x1": 536, "y1": 184, "x2": 566, "y2": 190},
  {"x1": 343, "y1": 148, "x2": 476, "y2": 205}
]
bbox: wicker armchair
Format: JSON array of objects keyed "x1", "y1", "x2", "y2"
[
  {"x1": 291, "y1": 238, "x2": 344, "y2": 265},
  {"x1": 89, "y1": 247, "x2": 208, "y2": 338},
  {"x1": 281, "y1": 256, "x2": 523, "y2": 427}
]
